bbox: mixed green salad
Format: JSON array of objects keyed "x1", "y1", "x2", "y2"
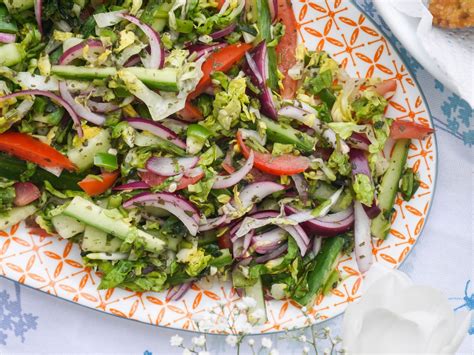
[{"x1": 0, "y1": 0, "x2": 433, "y2": 315}]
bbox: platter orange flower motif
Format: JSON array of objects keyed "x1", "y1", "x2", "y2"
[{"x1": 0, "y1": 0, "x2": 436, "y2": 333}]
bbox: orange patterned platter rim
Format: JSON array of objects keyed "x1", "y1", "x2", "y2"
[{"x1": 0, "y1": 0, "x2": 437, "y2": 334}]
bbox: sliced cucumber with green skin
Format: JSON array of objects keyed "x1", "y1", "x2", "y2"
[
  {"x1": 0, "y1": 205, "x2": 37, "y2": 231},
  {"x1": 67, "y1": 129, "x2": 111, "y2": 172},
  {"x1": 51, "y1": 214, "x2": 85, "y2": 239},
  {"x1": 294, "y1": 236, "x2": 345, "y2": 306},
  {"x1": 3, "y1": 0, "x2": 34, "y2": 12},
  {"x1": 82, "y1": 225, "x2": 107, "y2": 251},
  {"x1": 50, "y1": 66, "x2": 179, "y2": 92},
  {"x1": 63, "y1": 197, "x2": 165, "y2": 253},
  {"x1": 371, "y1": 139, "x2": 410, "y2": 239},
  {"x1": 261, "y1": 116, "x2": 316, "y2": 154},
  {"x1": 244, "y1": 276, "x2": 268, "y2": 324},
  {"x1": 0, "y1": 43, "x2": 26, "y2": 67}
]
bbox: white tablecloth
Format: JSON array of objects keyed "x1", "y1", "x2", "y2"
[{"x1": 1, "y1": 0, "x2": 473, "y2": 353}]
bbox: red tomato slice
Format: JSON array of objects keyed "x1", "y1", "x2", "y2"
[
  {"x1": 139, "y1": 171, "x2": 204, "y2": 190},
  {"x1": 390, "y1": 120, "x2": 434, "y2": 140},
  {"x1": 78, "y1": 171, "x2": 119, "y2": 196},
  {"x1": 217, "y1": 233, "x2": 232, "y2": 250},
  {"x1": 236, "y1": 131, "x2": 310, "y2": 176},
  {"x1": 176, "y1": 101, "x2": 203, "y2": 122},
  {"x1": 216, "y1": 0, "x2": 226, "y2": 10},
  {"x1": 190, "y1": 43, "x2": 252, "y2": 99},
  {"x1": 374, "y1": 79, "x2": 397, "y2": 99},
  {"x1": 0, "y1": 132, "x2": 75, "y2": 171},
  {"x1": 276, "y1": 0, "x2": 298, "y2": 99}
]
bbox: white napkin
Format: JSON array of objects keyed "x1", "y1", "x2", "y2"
[{"x1": 390, "y1": 0, "x2": 474, "y2": 107}]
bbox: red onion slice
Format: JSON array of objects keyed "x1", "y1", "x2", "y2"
[
  {"x1": 0, "y1": 32, "x2": 16, "y2": 43},
  {"x1": 237, "y1": 181, "x2": 285, "y2": 210},
  {"x1": 311, "y1": 236, "x2": 322, "y2": 255},
  {"x1": 123, "y1": 192, "x2": 200, "y2": 235},
  {"x1": 354, "y1": 201, "x2": 373, "y2": 273},
  {"x1": 59, "y1": 82, "x2": 106, "y2": 126},
  {"x1": 59, "y1": 39, "x2": 105, "y2": 65},
  {"x1": 255, "y1": 243, "x2": 287, "y2": 264},
  {"x1": 244, "y1": 52, "x2": 263, "y2": 86},
  {"x1": 113, "y1": 181, "x2": 150, "y2": 191},
  {"x1": 186, "y1": 43, "x2": 227, "y2": 60},
  {"x1": 198, "y1": 214, "x2": 229, "y2": 232},
  {"x1": 347, "y1": 132, "x2": 370, "y2": 151},
  {"x1": 0, "y1": 90, "x2": 83, "y2": 137},
  {"x1": 167, "y1": 281, "x2": 192, "y2": 301},
  {"x1": 233, "y1": 230, "x2": 254, "y2": 258},
  {"x1": 213, "y1": 151, "x2": 254, "y2": 189},
  {"x1": 252, "y1": 228, "x2": 287, "y2": 254},
  {"x1": 268, "y1": 0, "x2": 278, "y2": 22},
  {"x1": 349, "y1": 149, "x2": 371, "y2": 176},
  {"x1": 210, "y1": 23, "x2": 237, "y2": 39},
  {"x1": 363, "y1": 201, "x2": 381, "y2": 219},
  {"x1": 13, "y1": 182, "x2": 41, "y2": 206},
  {"x1": 284, "y1": 205, "x2": 354, "y2": 237},
  {"x1": 291, "y1": 174, "x2": 308, "y2": 203},
  {"x1": 146, "y1": 156, "x2": 198, "y2": 177},
  {"x1": 118, "y1": 13, "x2": 164, "y2": 69},
  {"x1": 126, "y1": 117, "x2": 187, "y2": 149},
  {"x1": 34, "y1": 0, "x2": 43, "y2": 35},
  {"x1": 280, "y1": 224, "x2": 309, "y2": 256}
]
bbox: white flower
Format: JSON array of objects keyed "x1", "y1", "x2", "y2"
[
  {"x1": 250, "y1": 309, "x2": 265, "y2": 322},
  {"x1": 170, "y1": 335, "x2": 183, "y2": 347},
  {"x1": 323, "y1": 348, "x2": 330, "y2": 355},
  {"x1": 270, "y1": 350, "x2": 279, "y2": 355},
  {"x1": 182, "y1": 349, "x2": 192, "y2": 355},
  {"x1": 342, "y1": 263, "x2": 472, "y2": 354},
  {"x1": 248, "y1": 338, "x2": 255, "y2": 346},
  {"x1": 192, "y1": 335, "x2": 206, "y2": 347},
  {"x1": 198, "y1": 352, "x2": 210, "y2": 355},
  {"x1": 301, "y1": 306, "x2": 307, "y2": 313},
  {"x1": 261, "y1": 337, "x2": 272, "y2": 349},
  {"x1": 234, "y1": 313, "x2": 253, "y2": 333},
  {"x1": 298, "y1": 335, "x2": 307, "y2": 342},
  {"x1": 303, "y1": 346, "x2": 310, "y2": 354},
  {"x1": 226, "y1": 335, "x2": 239, "y2": 347}
]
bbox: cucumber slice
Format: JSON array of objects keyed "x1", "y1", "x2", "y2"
[
  {"x1": 102, "y1": 238, "x2": 122, "y2": 253},
  {"x1": 67, "y1": 129, "x2": 111, "y2": 171},
  {"x1": 371, "y1": 139, "x2": 410, "y2": 239},
  {"x1": 3, "y1": 0, "x2": 34, "y2": 12},
  {"x1": 244, "y1": 276, "x2": 268, "y2": 324},
  {"x1": 260, "y1": 116, "x2": 316, "y2": 154},
  {"x1": 82, "y1": 225, "x2": 107, "y2": 251},
  {"x1": 51, "y1": 66, "x2": 179, "y2": 92},
  {"x1": 0, "y1": 205, "x2": 37, "y2": 231},
  {"x1": 63, "y1": 197, "x2": 165, "y2": 253},
  {"x1": 0, "y1": 43, "x2": 26, "y2": 67},
  {"x1": 51, "y1": 214, "x2": 85, "y2": 239}
]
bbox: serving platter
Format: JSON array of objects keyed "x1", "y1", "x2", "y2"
[{"x1": 0, "y1": 0, "x2": 437, "y2": 333}]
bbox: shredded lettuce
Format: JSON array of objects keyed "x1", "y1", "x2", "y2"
[{"x1": 352, "y1": 174, "x2": 374, "y2": 206}]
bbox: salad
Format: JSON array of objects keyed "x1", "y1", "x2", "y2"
[{"x1": 0, "y1": 0, "x2": 434, "y2": 317}]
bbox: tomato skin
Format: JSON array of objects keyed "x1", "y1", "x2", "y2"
[
  {"x1": 216, "y1": 0, "x2": 226, "y2": 10},
  {"x1": 190, "y1": 43, "x2": 253, "y2": 99},
  {"x1": 139, "y1": 171, "x2": 204, "y2": 190},
  {"x1": 217, "y1": 233, "x2": 232, "y2": 250},
  {"x1": 390, "y1": 120, "x2": 434, "y2": 140},
  {"x1": 78, "y1": 171, "x2": 119, "y2": 196},
  {"x1": 0, "y1": 132, "x2": 75, "y2": 171},
  {"x1": 236, "y1": 131, "x2": 310, "y2": 176},
  {"x1": 176, "y1": 101, "x2": 203, "y2": 122},
  {"x1": 276, "y1": 0, "x2": 298, "y2": 99},
  {"x1": 374, "y1": 79, "x2": 397, "y2": 99}
]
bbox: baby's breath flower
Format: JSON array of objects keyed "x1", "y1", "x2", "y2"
[
  {"x1": 182, "y1": 349, "x2": 192, "y2": 355},
  {"x1": 301, "y1": 306, "x2": 307, "y2": 313},
  {"x1": 250, "y1": 309, "x2": 265, "y2": 321},
  {"x1": 170, "y1": 335, "x2": 183, "y2": 347},
  {"x1": 298, "y1": 335, "x2": 307, "y2": 342},
  {"x1": 248, "y1": 338, "x2": 255, "y2": 346},
  {"x1": 261, "y1": 337, "x2": 273, "y2": 349},
  {"x1": 198, "y1": 352, "x2": 210, "y2": 355},
  {"x1": 303, "y1": 346, "x2": 310, "y2": 354},
  {"x1": 270, "y1": 349, "x2": 279, "y2": 355},
  {"x1": 234, "y1": 313, "x2": 252, "y2": 333},
  {"x1": 226, "y1": 335, "x2": 239, "y2": 347},
  {"x1": 192, "y1": 335, "x2": 206, "y2": 347},
  {"x1": 241, "y1": 296, "x2": 257, "y2": 308},
  {"x1": 323, "y1": 348, "x2": 330, "y2": 355}
]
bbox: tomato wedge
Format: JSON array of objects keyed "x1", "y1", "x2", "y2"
[
  {"x1": 176, "y1": 101, "x2": 203, "y2": 122},
  {"x1": 374, "y1": 79, "x2": 397, "y2": 99},
  {"x1": 139, "y1": 171, "x2": 205, "y2": 190},
  {"x1": 390, "y1": 120, "x2": 434, "y2": 140},
  {"x1": 0, "y1": 132, "x2": 75, "y2": 171},
  {"x1": 217, "y1": 233, "x2": 232, "y2": 250},
  {"x1": 190, "y1": 43, "x2": 252, "y2": 99},
  {"x1": 276, "y1": 0, "x2": 298, "y2": 100},
  {"x1": 216, "y1": 0, "x2": 226, "y2": 10},
  {"x1": 78, "y1": 171, "x2": 119, "y2": 196},
  {"x1": 236, "y1": 131, "x2": 310, "y2": 176}
]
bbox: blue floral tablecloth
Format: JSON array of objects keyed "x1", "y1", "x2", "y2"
[{"x1": 1, "y1": 1, "x2": 472, "y2": 354}]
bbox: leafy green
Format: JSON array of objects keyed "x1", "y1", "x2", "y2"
[
  {"x1": 400, "y1": 167, "x2": 420, "y2": 201},
  {"x1": 352, "y1": 173, "x2": 374, "y2": 206},
  {"x1": 0, "y1": 184, "x2": 15, "y2": 211},
  {"x1": 176, "y1": 246, "x2": 212, "y2": 277},
  {"x1": 98, "y1": 260, "x2": 134, "y2": 289},
  {"x1": 328, "y1": 150, "x2": 351, "y2": 176},
  {"x1": 352, "y1": 89, "x2": 387, "y2": 122}
]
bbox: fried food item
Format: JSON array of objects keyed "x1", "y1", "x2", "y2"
[{"x1": 429, "y1": 0, "x2": 474, "y2": 28}]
